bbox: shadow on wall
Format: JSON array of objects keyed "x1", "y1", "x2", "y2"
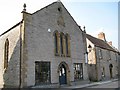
[{"x1": 3, "y1": 39, "x2": 20, "y2": 88}]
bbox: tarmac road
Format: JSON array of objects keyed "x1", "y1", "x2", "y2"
[
  {"x1": 86, "y1": 80, "x2": 119, "y2": 88},
  {"x1": 65, "y1": 79, "x2": 119, "y2": 90}
]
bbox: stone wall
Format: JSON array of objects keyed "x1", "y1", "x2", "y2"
[
  {"x1": 87, "y1": 38, "x2": 118, "y2": 81},
  {"x1": 0, "y1": 24, "x2": 21, "y2": 87},
  {"x1": 95, "y1": 47, "x2": 118, "y2": 81},
  {"x1": 23, "y1": 2, "x2": 88, "y2": 87}
]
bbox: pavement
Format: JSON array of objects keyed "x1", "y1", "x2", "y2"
[
  {"x1": 31, "y1": 78, "x2": 118, "y2": 89},
  {"x1": 63, "y1": 78, "x2": 118, "y2": 89},
  {"x1": 0, "y1": 78, "x2": 118, "y2": 89}
]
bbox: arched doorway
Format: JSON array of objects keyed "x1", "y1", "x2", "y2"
[
  {"x1": 59, "y1": 64, "x2": 67, "y2": 85},
  {"x1": 58, "y1": 62, "x2": 70, "y2": 85},
  {"x1": 109, "y1": 64, "x2": 113, "y2": 79}
]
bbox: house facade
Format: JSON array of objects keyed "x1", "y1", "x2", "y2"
[
  {"x1": 0, "y1": 1, "x2": 89, "y2": 88},
  {"x1": 86, "y1": 32, "x2": 119, "y2": 81}
]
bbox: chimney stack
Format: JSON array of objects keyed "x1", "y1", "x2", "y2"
[
  {"x1": 108, "y1": 41, "x2": 112, "y2": 46},
  {"x1": 98, "y1": 32, "x2": 106, "y2": 41}
]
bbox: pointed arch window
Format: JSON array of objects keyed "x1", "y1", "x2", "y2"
[
  {"x1": 65, "y1": 35, "x2": 68, "y2": 55},
  {"x1": 55, "y1": 32, "x2": 58, "y2": 53},
  {"x1": 54, "y1": 31, "x2": 60, "y2": 56},
  {"x1": 60, "y1": 33, "x2": 64, "y2": 55},
  {"x1": 65, "y1": 34, "x2": 71, "y2": 57},
  {"x1": 4, "y1": 38, "x2": 9, "y2": 69},
  {"x1": 54, "y1": 31, "x2": 71, "y2": 57}
]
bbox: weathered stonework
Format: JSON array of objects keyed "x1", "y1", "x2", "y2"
[
  {"x1": 0, "y1": 1, "x2": 89, "y2": 88},
  {"x1": 0, "y1": 23, "x2": 21, "y2": 87},
  {"x1": 23, "y1": 2, "x2": 88, "y2": 87},
  {"x1": 86, "y1": 34, "x2": 119, "y2": 81}
]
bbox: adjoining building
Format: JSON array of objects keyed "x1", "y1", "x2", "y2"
[
  {"x1": 86, "y1": 32, "x2": 119, "y2": 81},
  {"x1": 0, "y1": 1, "x2": 89, "y2": 88}
]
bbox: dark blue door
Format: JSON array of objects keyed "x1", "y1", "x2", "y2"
[{"x1": 59, "y1": 65, "x2": 67, "y2": 85}]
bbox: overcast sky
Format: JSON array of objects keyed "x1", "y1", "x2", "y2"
[{"x1": 0, "y1": 0, "x2": 119, "y2": 48}]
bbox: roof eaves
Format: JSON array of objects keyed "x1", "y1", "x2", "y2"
[
  {"x1": 95, "y1": 45, "x2": 117, "y2": 52},
  {"x1": 87, "y1": 34, "x2": 116, "y2": 52},
  {"x1": 0, "y1": 20, "x2": 23, "y2": 37}
]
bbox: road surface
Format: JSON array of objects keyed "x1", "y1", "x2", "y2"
[{"x1": 86, "y1": 80, "x2": 119, "y2": 88}]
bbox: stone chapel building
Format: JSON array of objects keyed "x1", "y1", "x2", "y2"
[{"x1": 0, "y1": 1, "x2": 89, "y2": 88}]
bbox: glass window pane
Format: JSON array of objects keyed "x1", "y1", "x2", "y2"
[
  {"x1": 35, "y1": 62, "x2": 51, "y2": 85},
  {"x1": 74, "y1": 63, "x2": 83, "y2": 80}
]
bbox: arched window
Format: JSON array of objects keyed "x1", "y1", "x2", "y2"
[
  {"x1": 60, "y1": 33, "x2": 64, "y2": 55},
  {"x1": 54, "y1": 31, "x2": 71, "y2": 57},
  {"x1": 54, "y1": 31, "x2": 60, "y2": 56},
  {"x1": 55, "y1": 32, "x2": 58, "y2": 53},
  {"x1": 65, "y1": 35, "x2": 68, "y2": 55},
  {"x1": 65, "y1": 34, "x2": 71, "y2": 57},
  {"x1": 4, "y1": 38, "x2": 9, "y2": 69}
]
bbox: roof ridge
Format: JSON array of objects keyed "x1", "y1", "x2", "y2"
[
  {"x1": 32, "y1": 1, "x2": 58, "y2": 15},
  {"x1": 86, "y1": 34, "x2": 106, "y2": 42},
  {"x1": 0, "y1": 21, "x2": 23, "y2": 37},
  {"x1": 86, "y1": 33, "x2": 117, "y2": 52}
]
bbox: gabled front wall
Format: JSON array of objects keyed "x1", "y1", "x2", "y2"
[
  {"x1": 0, "y1": 25, "x2": 21, "y2": 87},
  {"x1": 86, "y1": 39, "x2": 97, "y2": 81},
  {"x1": 86, "y1": 38, "x2": 96, "y2": 64},
  {"x1": 23, "y1": 2, "x2": 88, "y2": 87}
]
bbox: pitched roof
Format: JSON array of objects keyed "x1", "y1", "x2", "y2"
[
  {"x1": 109, "y1": 44, "x2": 119, "y2": 53},
  {"x1": 86, "y1": 34, "x2": 116, "y2": 52},
  {"x1": 0, "y1": 21, "x2": 23, "y2": 37}
]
